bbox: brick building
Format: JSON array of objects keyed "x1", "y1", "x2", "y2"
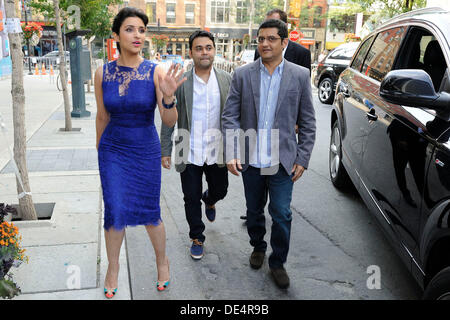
[{"x1": 116, "y1": 0, "x2": 206, "y2": 58}]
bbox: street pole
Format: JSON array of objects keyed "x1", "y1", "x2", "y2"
[
  {"x1": 248, "y1": 0, "x2": 254, "y2": 49},
  {"x1": 23, "y1": 0, "x2": 32, "y2": 75}
]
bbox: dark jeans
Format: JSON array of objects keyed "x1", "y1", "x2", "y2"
[
  {"x1": 242, "y1": 165, "x2": 294, "y2": 268},
  {"x1": 180, "y1": 163, "x2": 229, "y2": 242}
]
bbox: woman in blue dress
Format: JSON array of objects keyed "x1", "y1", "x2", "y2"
[{"x1": 95, "y1": 7, "x2": 186, "y2": 298}]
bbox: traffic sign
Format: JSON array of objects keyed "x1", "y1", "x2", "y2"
[{"x1": 289, "y1": 30, "x2": 300, "y2": 42}]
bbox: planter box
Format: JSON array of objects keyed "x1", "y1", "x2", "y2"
[{"x1": 6, "y1": 203, "x2": 55, "y2": 228}]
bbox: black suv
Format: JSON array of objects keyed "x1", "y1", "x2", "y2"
[
  {"x1": 314, "y1": 42, "x2": 360, "y2": 104},
  {"x1": 330, "y1": 7, "x2": 450, "y2": 299}
]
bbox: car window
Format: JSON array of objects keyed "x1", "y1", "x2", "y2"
[
  {"x1": 329, "y1": 47, "x2": 356, "y2": 60},
  {"x1": 350, "y1": 36, "x2": 374, "y2": 71},
  {"x1": 361, "y1": 26, "x2": 407, "y2": 82},
  {"x1": 394, "y1": 27, "x2": 448, "y2": 92}
]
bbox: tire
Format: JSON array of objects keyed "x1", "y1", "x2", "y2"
[
  {"x1": 423, "y1": 267, "x2": 450, "y2": 300},
  {"x1": 318, "y1": 77, "x2": 335, "y2": 104},
  {"x1": 329, "y1": 121, "x2": 352, "y2": 189}
]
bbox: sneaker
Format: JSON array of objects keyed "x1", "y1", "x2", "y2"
[
  {"x1": 270, "y1": 266, "x2": 290, "y2": 289},
  {"x1": 202, "y1": 191, "x2": 216, "y2": 222},
  {"x1": 190, "y1": 239, "x2": 204, "y2": 260}
]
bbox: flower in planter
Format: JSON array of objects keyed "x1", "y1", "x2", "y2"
[
  {"x1": 21, "y1": 22, "x2": 43, "y2": 41},
  {"x1": 0, "y1": 204, "x2": 28, "y2": 299},
  {"x1": 151, "y1": 34, "x2": 169, "y2": 51}
]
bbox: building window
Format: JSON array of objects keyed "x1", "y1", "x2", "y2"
[
  {"x1": 211, "y1": 1, "x2": 230, "y2": 23},
  {"x1": 313, "y1": 6, "x2": 323, "y2": 28},
  {"x1": 146, "y1": 2, "x2": 156, "y2": 23},
  {"x1": 236, "y1": 0, "x2": 248, "y2": 24},
  {"x1": 215, "y1": 38, "x2": 229, "y2": 57},
  {"x1": 166, "y1": 3, "x2": 176, "y2": 24},
  {"x1": 185, "y1": 4, "x2": 195, "y2": 24}
]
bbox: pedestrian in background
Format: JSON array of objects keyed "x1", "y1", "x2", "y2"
[
  {"x1": 160, "y1": 30, "x2": 232, "y2": 260},
  {"x1": 222, "y1": 19, "x2": 316, "y2": 289},
  {"x1": 254, "y1": 9, "x2": 311, "y2": 73},
  {"x1": 95, "y1": 7, "x2": 186, "y2": 298}
]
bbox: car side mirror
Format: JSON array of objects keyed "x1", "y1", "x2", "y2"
[{"x1": 380, "y1": 69, "x2": 450, "y2": 113}]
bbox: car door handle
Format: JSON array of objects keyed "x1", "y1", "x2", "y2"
[{"x1": 366, "y1": 108, "x2": 378, "y2": 121}]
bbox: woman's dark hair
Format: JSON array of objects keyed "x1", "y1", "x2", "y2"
[
  {"x1": 112, "y1": 7, "x2": 149, "y2": 53},
  {"x1": 257, "y1": 19, "x2": 288, "y2": 40},
  {"x1": 189, "y1": 30, "x2": 215, "y2": 50}
]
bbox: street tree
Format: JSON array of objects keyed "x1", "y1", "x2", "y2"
[
  {"x1": 347, "y1": 0, "x2": 426, "y2": 19},
  {"x1": 29, "y1": 0, "x2": 122, "y2": 124},
  {"x1": 53, "y1": 0, "x2": 71, "y2": 131},
  {"x1": 4, "y1": 0, "x2": 38, "y2": 221}
]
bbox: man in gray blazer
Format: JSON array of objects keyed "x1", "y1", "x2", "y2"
[
  {"x1": 222, "y1": 19, "x2": 316, "y2": 289},
  {"x1": 161, "y1": 30, "x2": 232, "y2": 260}
]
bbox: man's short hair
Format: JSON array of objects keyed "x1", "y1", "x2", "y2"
[
  {"x1": 189, "y1": 30, "x2": 215, "y2": 50},
  {"x1": 257, "y1": 19, "x2": 288, "y2": 40},
  {"x1": 266, "y1": 8, "x2": 288, "y2": 23}
]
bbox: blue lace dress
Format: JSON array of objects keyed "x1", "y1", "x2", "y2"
[{"x1": 98, "y1": 60, "x2": 162, "y2": 230}]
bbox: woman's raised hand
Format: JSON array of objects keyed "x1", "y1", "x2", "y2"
[{"x1": 158, "y1": 63, "x2": 187, "y2": 99}]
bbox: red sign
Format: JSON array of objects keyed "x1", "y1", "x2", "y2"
[
  {"x1": 289, "y1": 30, "x2": 300, "y2": 42},
  {"x1": 300, "y1": 39, "x2": 315, "y2": 45},
  {"x1": 107, "y1": 39, "x2": 119, "y2": 62}
]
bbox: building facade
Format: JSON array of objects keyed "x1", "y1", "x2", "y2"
[
  {"x1": 117, "y1": 0, "x2": 206, "y2": 58},
  {"x1": 205, "y1": 0, "x2": 259, "y2": 60},
  {"x1": 287, "y1": 0, "x2": 328, "y2": 62}
]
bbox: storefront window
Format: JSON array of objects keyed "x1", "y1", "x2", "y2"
[{"x1": 215, "y1": 38, "x2": 229, "y2": 57}]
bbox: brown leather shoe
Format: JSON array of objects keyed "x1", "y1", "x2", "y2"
[
  {"x1": 249, "y1": 251, "x2": 265, "y2": 269},
  {"x1": 270, "y1": 267, "x2": 290, "y2": 289}
]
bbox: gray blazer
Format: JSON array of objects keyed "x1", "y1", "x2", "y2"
[
  {"x1": 160, "y1": 67, "x2": 232, "y2": 173},
  {"x1": 221, "y1": 59, "x2": 316, "y2": 174}
]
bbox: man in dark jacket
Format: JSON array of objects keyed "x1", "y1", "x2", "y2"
[{"x1": 253, "y1": 9, "x2": 311, "y2": 73}]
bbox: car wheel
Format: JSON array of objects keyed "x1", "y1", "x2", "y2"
[
  {"x1": 329, "y1": 121, "x2": 352, "y2": 189},
  {"x1": 318, "y1": 78, "x2": 335, "y2": 104},
  {"x1": 423, "y1": 267, "x2": 450, "y2": 300}
]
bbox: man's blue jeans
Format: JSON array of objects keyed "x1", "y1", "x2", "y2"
[{"x1": 242, "y1": 165, "x2": 294, "y2": 269}]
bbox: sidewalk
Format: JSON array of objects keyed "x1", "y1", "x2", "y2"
[{"x1": 0, "y1": 74, "x2": 131, "y2": 299}]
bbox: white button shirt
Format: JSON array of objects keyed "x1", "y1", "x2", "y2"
[{"x1": 189, "y1": 68, "x2": 222, "y2": 166}]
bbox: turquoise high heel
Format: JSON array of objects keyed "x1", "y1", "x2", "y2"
[
  {"x1": 156, "y1": 280, "x2": 170, "y2": 291},
  {"x1": 104, "y1": 287, "x2": 117, "y2": 299},
  {"x1": 156, "y1": 257, "x2": 170, "y2": 291}
]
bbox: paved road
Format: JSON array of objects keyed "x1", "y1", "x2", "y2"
[{"x1": 125, "y1": 86, "x2": 423, "y2": 300}]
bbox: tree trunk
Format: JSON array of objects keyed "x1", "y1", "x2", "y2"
[
  {"x1": 53, "y1": 0, "x2": 72, "y2": 131},
  {"x1": 5, "y1": 0, "x2": 37, "y2": 220}
]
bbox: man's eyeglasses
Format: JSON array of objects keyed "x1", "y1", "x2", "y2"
[{"x1": 257, "y1": 36, "x2": 283, "y2": 43}]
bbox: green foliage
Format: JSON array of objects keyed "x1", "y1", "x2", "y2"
[
  {"x1": 327, "y1": 0, "x2": 426, "y2": 33},
  {"x1": 28, "y1": 0, "x2": 123, "y2": 39},
  {"x1": 254, "y1": 0, "x2": 284, "y2": 24},
  {"x1": 344, "y1": 0, "x2": 426, "y2": 19}
]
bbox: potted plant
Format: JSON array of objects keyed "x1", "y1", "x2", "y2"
[
  {"x1": 0, "y1": 204, "x2": 28, "y2": 299},
  {"x1": 151, "y1": 34, "x2": 169, "y2": 52},
  {"x1": 21, "y1": 22, "x2": 43, "y2": 41}
]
